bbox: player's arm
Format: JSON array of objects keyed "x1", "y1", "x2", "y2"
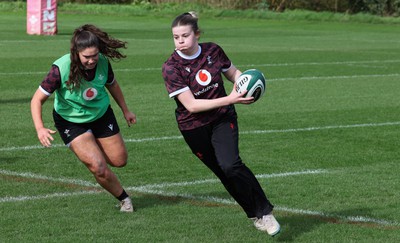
[
  {"x1": 223, "y1": 64, "x2": 242, "y2": 83},
  {"x1": 165, "y1": 63, "x2": 251, "y2": 113},
  {"x1": 177, "y1": 87, "x2": 252, "y2": 114},
  {"x1": 106, "y1": 79, "x2": 136, "y2": 126},
  {"x1": 30, "y1": 88, "x2": 56, "y2": 147}
]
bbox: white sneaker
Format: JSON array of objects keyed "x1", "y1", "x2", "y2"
[
  {"x1": 253, "y1": 213, "x2": 280, "y2": 236},
  {"x1": 119, "y1": 197, "x2": 134, "y2": 212}
]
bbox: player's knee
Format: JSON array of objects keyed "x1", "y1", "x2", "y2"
[
  {"x1": 221, "y1": 160, "x2": 243, "y2": 178},
  {"x1": 113, "y1": 159, "x2": 127, "y2": 168},
  {"x1": 90, "y1": 162, "x2": 108, "y2": 178},
  {"x1": 221, "y1": 164, "x2": 236, "y2": 178},
  {"x1": 110, "y1": 152, "x2": 128, "y2": 168}
]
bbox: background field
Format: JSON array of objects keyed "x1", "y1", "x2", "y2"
[{"x1": 1, "y1": 5, "x2": 400, "y2": 242}]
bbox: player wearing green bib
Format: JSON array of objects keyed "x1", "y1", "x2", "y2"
[
  {"x1": 31, "y1": 24, "x2": 136, "y2": 212},
  {"x1": 54, "y1": 53, "x2": 111, "y2": 123}
]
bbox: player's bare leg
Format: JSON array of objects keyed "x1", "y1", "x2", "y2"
[{"x1": 70, "y1": 132, "x2": 124, "y2": 196}]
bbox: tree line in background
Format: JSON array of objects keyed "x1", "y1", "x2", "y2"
[
  {"x1": 265, "y1": 0, "x2": 400, "y2": 16},
  {"x1": 54, "y1": 0, "x2": 400, "y2": 16}
]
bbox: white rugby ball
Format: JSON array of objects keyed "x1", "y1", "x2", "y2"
[{"x1": 235, "y1": 69, "x2": 266, "y2": 102}]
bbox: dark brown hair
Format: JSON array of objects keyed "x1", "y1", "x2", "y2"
[
  {"x1": 171, "y1": 11, "x2": 200, "y2": 34},
  {"x1": 67, "y1": 24, "x2": 127, "y2": 89}
]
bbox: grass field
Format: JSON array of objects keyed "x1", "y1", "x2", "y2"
[{"x1": 1, "y1": 5, "x2": 400, "y2": 242}]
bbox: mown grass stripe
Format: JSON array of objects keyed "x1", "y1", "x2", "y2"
[
  {"x1": 1, "y1": 168, "x2": 398, "y2": 227},
  {"x1": 1, "y1": 122, "x2": 400, "y2": 152}
]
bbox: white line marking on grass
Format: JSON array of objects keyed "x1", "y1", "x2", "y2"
[
  {"x1": 276, "y1": 206, "x2": 399, "y2": 227},
  {"x1": 240, "y1": 121, "x2": 400, "y2": 135},
  {"x1": 2, "y1": 122, "x2": 400, "y2": 152},
  {"x1": 1, "y1": 59, "x2": 400, "y2": 76},
  {"x1": 0, "y1": 169, "x2": 325, "y2": 191},
  {"x1": 1, "y1": 170, "x2": 325, "y2": 205},
  {"x1": 2, "y1": 60, "x2": 400, "y2": 76},
  {"x1": 124, "y1": 135, "x2": 183, "y2": 143},
  {"x1": 1, "y1": 168, "x2": 398, "y2": 227},
  {"x1": 131, "y1": 187, "x2": 236, "y2": 205},
  {"x1": 135, "y1": 169, "x2": 327, "y2": 189},
  {"x1": 268, "y1": 73, "x2": 400, "y2": 82},
  {"x1": 0, "y1": 144, "x2": 65, "y2": 152},
  {"x1": 132, "y1": 190, "x2": 400, "y2": 227},
  {"x1": 0, "y1": 191, "x2": 100, "y2": 203},
  {"x1": 2, "y1": 71, "x2": 400, "y2": 81},
  {"x1": 0, "y1": 169, "x2": 98, "y2": 187},
  {"x1": 240, "y1": 59, "x2": 400, "y2": 68},
  {"x1": 255, "y1": 169, "x2": 327, "y2": 178},
  {"x1": 0, "y1": 169, "x2": 325, "y2": 203}
]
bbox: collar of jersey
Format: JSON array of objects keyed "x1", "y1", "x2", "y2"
[{"x1": 176, "y1": 45, "x2": 201, "y2": 60}]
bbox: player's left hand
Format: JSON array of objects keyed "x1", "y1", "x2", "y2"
[
  {"x1": 124, "y1": 111, "x2": 137, "y2": 127},
  {"x1": 229, "y1": 83, "x2": 254, "y2": 105}
]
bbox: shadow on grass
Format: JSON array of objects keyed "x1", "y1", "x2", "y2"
[
  {"x1": 131, "y1": 190, "x2": 237, "y2": 210},
  {"x1": 275, "y1": 213, "x2": 323, "y2": 242},
  {"x1": 275, "y1": 208, "x2": 398, "y2": 241},
  {"x1": 0, "y1": 97, "x2": 31, "y2": 104},
  {"x1": 0, "y1": 156, "x2": 27, "y2": 165}
]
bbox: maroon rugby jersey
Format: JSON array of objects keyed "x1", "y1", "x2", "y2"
[{"x1": 162, "y1": 42, "x2": 237, "y2": 131}]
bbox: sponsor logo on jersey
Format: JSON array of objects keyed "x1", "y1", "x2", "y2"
[
  {"x1": 193, "y1": 83, "x2": 218, "y2": 97},
  {"x1": 83, "y1": 87, "x2": 98, "y2": 101},
  {"x1": 195, "y1": 69, "x2": 212, "y2": 86}
]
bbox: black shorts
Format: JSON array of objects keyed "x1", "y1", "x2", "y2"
[
  {"x1": 53, "y1": 106, "x2": 120, "y2": 145},
  {"x1": 180, "y1": 116, "x2": 240, "y2": 168}
]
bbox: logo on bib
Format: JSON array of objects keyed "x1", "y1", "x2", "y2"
[
  {"x1": 195, "y1": 69, "x2": 211, "y2": 86},
  {"x1": 83, "y1": 88, "x2": 98, "y2": 101}
]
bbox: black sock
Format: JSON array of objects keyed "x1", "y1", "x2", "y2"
[{"x1": 116, "y1": 189, "x2": 129, "y2": 201}]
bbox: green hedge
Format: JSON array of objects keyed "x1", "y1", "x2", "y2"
[{"x1": 265, "y1": 0, "x2": 400, "y2": 16}]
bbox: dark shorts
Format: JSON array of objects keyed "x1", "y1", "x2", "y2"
[
  {"x1": 53, "y1": 106, "x2": 120, "y2": 145},
  {"x1": 180, "y1": 116, "x2": 240, "y2": 170}
]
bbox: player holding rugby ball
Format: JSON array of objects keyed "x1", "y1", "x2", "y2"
[{"x1": 162, "y1": 12, "x2": 280, "y2": 236}]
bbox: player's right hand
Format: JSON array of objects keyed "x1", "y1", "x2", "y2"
[{"x1": 36, "y1": 127, "x2": 57, "y2": 147}]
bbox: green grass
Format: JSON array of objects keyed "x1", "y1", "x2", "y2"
[{"x1": 1, "y1": 4, "x2": 400, "y2": 243}]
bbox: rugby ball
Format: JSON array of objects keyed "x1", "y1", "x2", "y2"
[{"x1": 235, "y1": 69, "x2": 266, "y2": 102}]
